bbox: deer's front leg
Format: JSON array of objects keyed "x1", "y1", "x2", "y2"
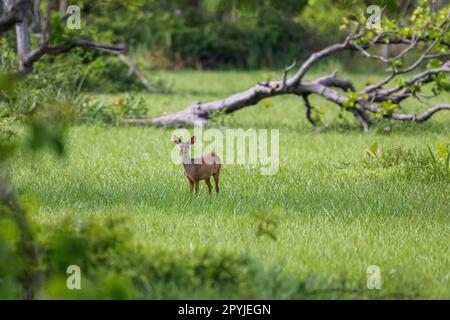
[
  {"x1": 194, "y1": 180, "x2": 200, "y2": 193},
  {"x1": 187, "y1": 177, "x2": 194, "y2": 192}
]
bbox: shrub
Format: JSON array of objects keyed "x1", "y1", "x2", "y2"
[{"x1": 81, "y1": 56, "x2": 143, "y2": 93}]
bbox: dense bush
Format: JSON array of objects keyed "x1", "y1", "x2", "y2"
[
  {"x1": 169, "y1": 8, "x2": 308, "y2": 69},
  {"x1": 73, "y1": 0, "x2": 429, "y2": 71},
  {"x1": 80, "y1": 55, "x2": 145, "y2": 92},
  {"x1": 68, "y1": 0, "x2": 311, "y2": 70}
]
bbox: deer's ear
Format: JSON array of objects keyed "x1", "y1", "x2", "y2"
[
  {"x1": 190, "y1": 136, "x2": 196, "y2": 144},
  {"x1": 173, "y1": 136, "x2": 181, "y2": 144}
]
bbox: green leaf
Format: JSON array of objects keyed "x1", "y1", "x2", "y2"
[
  {"x1": 343, "y1": 91, "x2": 358, "y2": 110},
  {"x1": 427, "y1": 59, "x2": 443, "y2": 69},
  {"x1": 366, "y1": 142, "x2": 382, "y2": 159},
  {"x1": 379, "y1": 100, "x2": 398, "y2": 117},
  {"x1": 436, "y1": 143, "x2": 449, "y2": 159},
  {"x1": 371, "y1": 142, "x2": 382, "y2": 158}
]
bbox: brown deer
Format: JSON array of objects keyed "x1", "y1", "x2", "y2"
[{"x1": 173, "y1": 135, "x2": 221, "y2": 194}]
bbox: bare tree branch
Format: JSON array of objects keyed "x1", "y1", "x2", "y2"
[
  {"x1": 352, "y1": 35, "x2": 418, "y2": 63},
  {"x1": 28, "y1": 40, "x2": 127, "y2": 61},
  {"x1": 381, "y1": 60, "x2": 450, "y2": 98},
  {"x1": 116, "y1": 53, "x2": 160, "y2": 93},
  {"x1": 22, "y1": 39, "x2": 127, "y2": 72},
  {"x1": 282, "y1": 60, "x2": 296, "y2": 88},
  {"x1": 391, "y1": 104, "x2": 450, "y2": 122},
  {"x1": 353, "y1": 108, "x2": 369, "y2": 132},
  {"x1": 286, "y1": 31, "x2": 361, "y2": 86},
  {"x1": 301, "y1": 94, "x2": 316, "y2": 126}
]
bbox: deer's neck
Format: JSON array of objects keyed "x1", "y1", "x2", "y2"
[{"x1": 182, "y1": 151, "x2": 192, "y2": 166}]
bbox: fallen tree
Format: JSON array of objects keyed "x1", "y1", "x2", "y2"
[{"x1": 123, "y1": 2, "x2": 450, "y2": 131}]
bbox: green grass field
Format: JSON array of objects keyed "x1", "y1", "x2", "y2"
[{"x1": 11, "y1": 70, "x2": 450, "y2": 299}]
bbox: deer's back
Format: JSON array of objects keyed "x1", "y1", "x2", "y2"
[{"x1": 183, "y1": 152, "x2": 221, "y2": 180}]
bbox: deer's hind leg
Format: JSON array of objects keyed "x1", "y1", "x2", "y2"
[
  {"x1": 194, "y1": 179, "x2": 200, "y2": 193},
  {"x1": 205, "y1": 177, "x2": 212, "y2": 195},
  {"x1": 213, "y1": 172, "x2": 220, "y2": 193}
]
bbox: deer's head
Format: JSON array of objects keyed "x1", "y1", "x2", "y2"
[{"x1": 173, "y1": 135, "x2": 196, "y2": 158}]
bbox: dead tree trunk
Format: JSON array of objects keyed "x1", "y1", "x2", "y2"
[
  {"x1": 4, "y1": 0, "x2": 31, "y2": 73},
  {"x1": 15, "y1": 15, "x2": 31, "y2": 72},
  {"x1": 58, "y1": 0, "x2": 67, "y2": 13}
]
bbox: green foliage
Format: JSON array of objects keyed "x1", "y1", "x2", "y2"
[
  {"x1": 0, "y1": 140, "x2": 16, "y2": 162},
  {"x1": 0, "y1": 70, "x2": 71, "y2": 298},
  {"x1": 1, "y1": 51, "x2": 82, "y2": 118},
  {"x1": 300, "y1": 0, "x2": 360, "y2": 36},
  {"x1": 343, "y1": 91, "x2": 358, "y2": 110},
  {"x1": 64, "y1": 0, "x2": 310, "y2": 70},
  {"x1": 431, "y1": 73, "x2": 450, "y2": 95},
  {"x1": 0, "y1": 209, "x2": 25, "y2": 299},
  {"x1": 376, "y1": 100, "x2": 398, "y2": 119},
  {"x1": 436, "y1": 142, "x2": 449, "y2": 159},
  {"x1": 365, "y1": 142, "x2": 382, "y2": 159},
  {"x1": 0, "y1": 74, "x2": 19, "y2": 95},
  {"x1": 340, "y1": 0, "x2": 450, "y2": 74},
  {"x1": 81, "y1": 55, "x2": 143, "y2": 92},
  {"x1": 310, "y1": 105, "x2": 327, "y2": 126},
  {"x1": 170, "y1": 10, "x2": 307, "y2": 69}
]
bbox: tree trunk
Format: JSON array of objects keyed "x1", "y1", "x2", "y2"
[
  {"x1": 15, "y1": 18, "x2": 31, "y2": 72},
  {"x1": 4, "y1": 0, "x2": 31, "y2": 73},
  {"x1": 59, "y1": 0, "x2": 67, "y2": 13}
]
